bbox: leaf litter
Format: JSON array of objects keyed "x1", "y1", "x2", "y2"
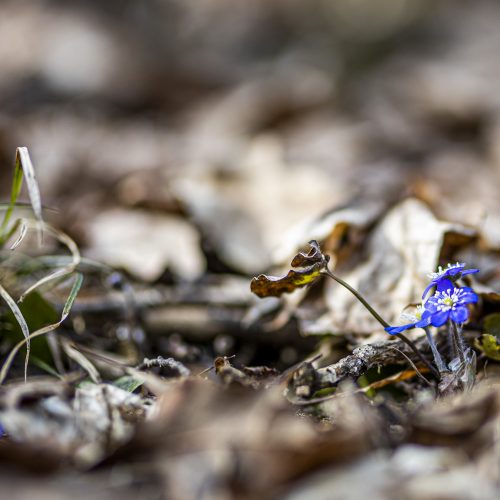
[{"x1": 0, "y1": 2, "x2": 500, "y2": 499}]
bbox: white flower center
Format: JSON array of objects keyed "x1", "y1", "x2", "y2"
[
  {"x1": 435, "y1": 288, "x2": 463, "y2": 312},
  {"x1": 401, "y1": 305, "x2": 424, "y2": 323}
]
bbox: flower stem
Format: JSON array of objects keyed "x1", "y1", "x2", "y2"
[
  {"x1": 323, "y1": 268, "x2": 440, "y2": 379},
  {"x1": 323, "y1": 269, "x2": 389, "y2": 328},
  {"x1": 450, "y1": 321, "x2": 466, "y2": 366},
  {"x1": 424, "y1": 327, "x2": 447, "y2": 373}
]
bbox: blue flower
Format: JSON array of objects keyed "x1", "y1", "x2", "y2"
[
  {"x1": 385, "y1": 305, "x2": 432, "y2": 335},
  {"x1": 422, "y1": 262, "x2": 479, "y2": 299},
  {"x1": 423, "y1": 286, "x2": 478, "y2": 327}
]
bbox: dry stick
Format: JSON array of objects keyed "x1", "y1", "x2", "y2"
[{"x1": 323, "y1": 269, "x2": 440, "y2": 379}]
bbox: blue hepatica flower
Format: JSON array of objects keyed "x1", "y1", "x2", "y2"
[
  {"x1": 385, "y1": 305, "x2": 432, "y2": 335},
  {"x1": 423, "y1": 285, "x2": 478, "y2": 327},
  {"x1": 422, "y1": 262, "x2": 479, "y2": 300}
]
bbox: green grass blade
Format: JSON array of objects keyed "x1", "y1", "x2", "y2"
[
  {"x1": 0, "y1": 283, "x2": 30, "y2": 381},
  {"x1": 0, "y1": 160, "x2": 23, "y2": 238},
  {"x1": 0, "y1": 272, "x2": 83, "y2": 385},
  {"x1": 62, "y1": 272, "x2": 83, "y2": 317},
  {"x1": 0, "y1": 147, "x2": 43, "y2": 246}
]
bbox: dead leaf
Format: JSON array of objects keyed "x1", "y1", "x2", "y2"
[
  {"x1": 251, "y1": 240, "x2": 329, "y2": 298},
  {"x1": 312, "y1": 198, "x2": 476, "y2": 336},
  {"x1": 0, "y1": 380, "x2": 150, "y2": 468},
  {"x1": 85, "y1": 209, "x2": 205, "y2": 282}
]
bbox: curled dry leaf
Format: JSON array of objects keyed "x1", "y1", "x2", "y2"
[{"x1": 251, "y1": 240, "x2": 329, "y2": 298}]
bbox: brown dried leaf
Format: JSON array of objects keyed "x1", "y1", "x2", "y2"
[
  {"x1": 251, "y1": 240, "x2": 329, "y2": 298},
  {"x1": 290, "y1": 240, "x2": 327, "y2": 268}
]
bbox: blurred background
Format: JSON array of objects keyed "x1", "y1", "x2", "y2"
[
  {"x1": 1, "y1": 0, "x2": 500, "y2": 281},
  {"x1": 2, "y1": 4, "x2": 500, "y2": 497}
]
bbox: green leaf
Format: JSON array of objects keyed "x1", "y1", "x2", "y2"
[
  {"x1": 0, "y1": 272, "x2": 83, "y2": 385},
  {"x1": 113, "y1": 375, "x2": 144, "y2": 393},
  {"x1": 475, "y1": 334, "x2": 500, "y2": 361},
  {"x1": 0, "y1": 283, "x2": 31, "y2": 380},
  {"x1": 1, "y1": 291, "x2": 60, "y2": 379}
]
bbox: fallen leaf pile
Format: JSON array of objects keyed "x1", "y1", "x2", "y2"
[{"x1": 0, "y1": 1, "x2": 500, "y2": 499}]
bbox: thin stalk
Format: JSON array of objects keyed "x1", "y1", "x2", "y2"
[
  {"x1": 424, "y1": 327, "x2": 447, "y2": 373},
  {"x1": 323, "y1": 269, "x2": 389, "y2": 327},
  {"x1": 323, "y1": 269, "x2": 440, "y2": 379},
  {"x1": 450, "y1": 321, "x2": 466, "y2": 366}
]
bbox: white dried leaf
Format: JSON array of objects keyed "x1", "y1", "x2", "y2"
[{"x1": 319, "y1": 198, "x2": 476, "y2": 335}]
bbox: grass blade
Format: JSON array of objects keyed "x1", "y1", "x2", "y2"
[
  {"x1": 0, "y1": 147, "x2": 43, "y2": 245},
  {"x1": 0, "y1": 162, "x2": 23, "y2": 238},
  {"x1": 0, "y1": 283, "x2": 30, "y2": 381},
  {"x1": 0, "y1": 272, "x2": 83, "y2": 385},
  {"x1": 15, "y1": 147, "x2": 43, "y2": 223},
  {"x1": 19, "y1": 221, "x2": 81, "y2": 302},
  {"x1": 9, "y1": 220, "x2": 28, "y2": 250},
  {"x1": 61, "y1": 339, "x2": 101, "y2": 383}
]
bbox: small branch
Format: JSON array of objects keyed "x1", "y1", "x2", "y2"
[
  {"x1": 136, "y1": 356, "x2": 190, "y2": 377},
  {"x1": 290, "y1": 336, "x2": 435, "y2": 398}
]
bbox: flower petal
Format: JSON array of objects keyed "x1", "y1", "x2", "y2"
[
  {"x1": 430, "y1": 310, "x2": 449, "y2": 327},
  {"x1": 385, "y1": 323, "x2": 415, "y2": 335},
  {"x1": 451, "y1": 306, "x2": 469, "y2": 323},
  {"x1": 461, "y1": 293, "x2": 478, "y2": 304},
  {"x1": 415, "y1": 312, "x2": 431, "y2": 328},
  {"x1": 460, "y1": 269, "x2": 479, "y2": 276},
  {"x1": 422, "y1": 282, "x2": 435, "y2": 300},
  {"x1": 437, "y1": 279, "x2": 454, "y2": 292},
  {"x1": 424, "y1": 299, "x2": 439, "y2": 313}
]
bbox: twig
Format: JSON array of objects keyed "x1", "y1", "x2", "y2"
[
  {"x1": 136, "y1": 356, "x2": 190, "y2": 377},
  {"x1": 290, "y1": 336, "x2": 434, "y2": 397}
]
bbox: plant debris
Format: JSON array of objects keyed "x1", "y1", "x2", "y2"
[
  {"x1": 0, "y1": 2, "x2": 500, "y2": 498},
  {"x1": 251, "y1": 240, "x2": 329, "y2": 298}
]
